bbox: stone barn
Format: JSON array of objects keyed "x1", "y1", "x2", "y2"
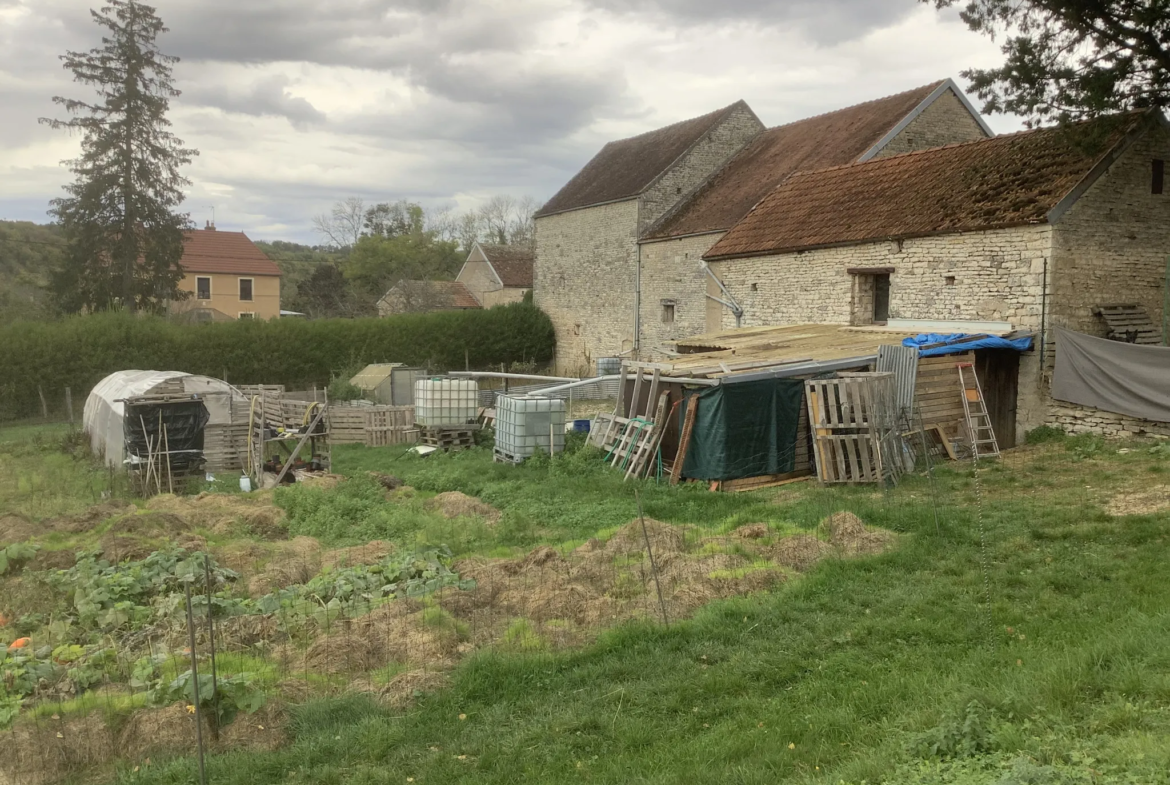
[
  {"x1": 535, "y1": 79, "x2": 992, "y2": 373},
  {"x1": 700, "y1": 110, "x2": 1170, "y2": 438}
]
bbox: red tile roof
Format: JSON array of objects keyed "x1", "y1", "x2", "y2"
[
  {"x1": 535, "y1": 101, "x2": 753, "y2": 218},
  {"x1": 479, "y1": 244, "x2": 534, "y2": 287},
  {"x1": 391, "y1": 280, "x2": 482, "y2": 309},
  {"x1": 180, "y1": 229, "x2": 282, "y2": 276},
  {"x1": 705, "y1": 113, "x2": 1145, "y2": 260},
  {"x1": 648, "y1": 82, "x2": 946, "y2": 239}
]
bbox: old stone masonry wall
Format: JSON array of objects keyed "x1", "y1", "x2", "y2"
[
  {"x1": 638, "y1": 233, "x2": 725, "y2": 357},
  {"x1": 534, "y1": 199, "x2": 640, "y2": 376},
  {"x1": 872, "y1": 88, "x2": 989, "y2": 158},
  {"x1": 708, "y1": 225, "x2": 1052, "y2": 330}
]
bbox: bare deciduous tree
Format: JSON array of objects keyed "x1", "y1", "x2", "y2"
[
  {"x1": 312, "y1": 197, "x2": 365, "y2": 250},
  {"x1": 477, "y1": 195, "x2": 515, "y2": 245}
]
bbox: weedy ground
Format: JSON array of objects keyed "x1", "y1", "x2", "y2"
[{"x1": 2, "y1": 423, "x2": 1170, "y2": 784}]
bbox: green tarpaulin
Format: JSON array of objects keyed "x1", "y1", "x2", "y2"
[{"x1": 681, "y1": 377, "x2": 805, "y2": 481}]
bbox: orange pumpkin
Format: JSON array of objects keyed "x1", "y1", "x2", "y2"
[{"x1": 9, "y1": 637, "x2": 31, "y2": 649}]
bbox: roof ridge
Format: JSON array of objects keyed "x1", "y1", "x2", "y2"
[
  {"x1": 764, "y1": 80, "x2": 945, "y2": 132},
  {"x1": 776, "y1": 111, "x2": 1147, "y2": 182},
  {"x1": 602, "y1": 99, "x2": 748, "y2": 147}
]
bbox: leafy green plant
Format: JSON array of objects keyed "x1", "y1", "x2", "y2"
[
  {"x1": 1024, "y1": 425, "x2": 1066, "y2": 445},
  {"x1": 151, "y1": 670, "x2": 266, "y2": 728},
  {"x1": 327, "y1": 374, "x2": 365, "y2": 402},
  {"x1": 909, "y1": 700, "x2": 1000, "y2": 760},
  {"x1": 0, "y1": 543, "x2": 39, "y2": 575}
]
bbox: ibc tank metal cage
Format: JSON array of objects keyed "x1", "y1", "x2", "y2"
[
  {"x1": 493, "y1": 395, "x2": 566, "y2": 463},
  {"x1": 414, "y1": 378, "x2": 479, "y2": 427}
]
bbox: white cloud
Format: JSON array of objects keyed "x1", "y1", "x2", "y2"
[{"x1": 0, "y1": 0, "x2": 1015, "y2": 242}]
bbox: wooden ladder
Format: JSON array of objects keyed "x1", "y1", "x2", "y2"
[{"x1": 956, "y1": 362, "x2": 999, "y2": 460}]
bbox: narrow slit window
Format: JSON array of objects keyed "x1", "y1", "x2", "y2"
[
  {"x1": 662, "y1": 302, "x2": 675, "y2": 324},
  {"x1": 1154, "y1": 159, "x2": 1164, "y2": 194}
]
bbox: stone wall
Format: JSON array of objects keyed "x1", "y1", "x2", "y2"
[
  {"x1": 708, "y1": 226, "x2": 1053, "y2": 432},
  {"x1": 708, "y1": 225, "x2": 1052, "y2": 330},
  {"x1": 873, "y1": 88, "x2": 989, "y2": 158},
  {"x1": 1047, "y1": 402, "x2": 1170, "y2": 438},
  {"x1": 534, "y1": 199, "x2": 640, "y2": 375},
  {"x1": 457, "y1": 257, "x2": 500, "y2": 306},
  {"x1": 1050, "y1": 122, "x2": 1170, "y2": 339},
  {"x1": 637, "y1": 233, "x2": 725, "y2": 356},
  {"x1": 482, "y1": 287, "x2": 527, "y2": 308},
  {"x1": 639, "y1": 105, "x2": 763, "y2": 234}
]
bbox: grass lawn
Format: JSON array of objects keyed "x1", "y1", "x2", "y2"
[
  {"x1": 4, "y1": 424, "x2": 1170, "y2": 784},
  {"x1": 117, "y1": 435, "x2": 1170, "y2": 784}
]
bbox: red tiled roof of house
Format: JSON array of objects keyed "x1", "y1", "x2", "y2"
[
  {"x1": 535, "y1": 101, "x2": 752, "y2": 218},
  {"x1": 391, "y1": 280, "x2": 482, "y2": 309},
  {"x1": 648, "y1": 82, "x2": 946, "y2": 239},
  {"x1": 480, "y1": 244, "x2": 534, "y2": 287},
  {"x1": 180, "y1": 229, "x2": 282, "y2": 276},
  {"x1": 705, "y1": 113, "x2": 1145, "y2": 260}
]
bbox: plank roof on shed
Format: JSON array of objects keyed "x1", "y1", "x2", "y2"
[
  {"x1": 534, "y1": 101, "x2": 750, "y2": 218},
  {"x1": 705, "y1": 112, "x2": 1146, "y2": 260}
]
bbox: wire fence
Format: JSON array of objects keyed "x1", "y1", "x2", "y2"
[{"x1": 3, "y1": 413, "x2": 1164, "y2": 783}]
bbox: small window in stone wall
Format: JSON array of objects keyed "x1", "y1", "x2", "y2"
[
  {"x1": 1153, "y1": 159, "x2": 1164, "y2": 195},
  {"x1": 661, "y1": 301, "x2": 676, "y2": 324},
  {"x1": 945, "y1": 275, "x2": 956, "y2": 286}
]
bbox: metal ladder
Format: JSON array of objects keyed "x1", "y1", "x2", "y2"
[{"x1": 956, "y1": 362, "x2": 999, "y2": 459}]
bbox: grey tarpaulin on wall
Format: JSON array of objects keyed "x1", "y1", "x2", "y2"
[{"x1": 1052, "y1": 328, "x2": 1170, "y2": 423}]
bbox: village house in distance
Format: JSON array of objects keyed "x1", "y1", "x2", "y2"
[
  {"x1": 170, "y1": 223, "x2": 282, "y2": 320},
  {"x1": 534, "y1": 78, "x2": 1170, "y2": 440},
  {"x1": 378, "y1": 242, "x2": 534, "y2": 315}
]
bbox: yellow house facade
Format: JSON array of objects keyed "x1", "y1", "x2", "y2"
[{"x1": 171, "y1": 226, "x2": 282, "y2": 320}]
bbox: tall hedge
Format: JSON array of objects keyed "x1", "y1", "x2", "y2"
[{"x1": 0, "y1": 303, "x2": 555, "y2": 420}]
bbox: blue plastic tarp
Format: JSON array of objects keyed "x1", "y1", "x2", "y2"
[{"x1": 902, "y1": 333, "x2": 1034, "y2": 357}]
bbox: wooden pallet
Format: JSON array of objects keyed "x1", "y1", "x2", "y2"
[
  {"x1": 1095, "y1": 304, "x2": 1162, "y2": 345},
  {"x1": 420, "y1": 426, "x2": 475, "y2": 450},
  {"x1": 806, "y1": 373, "x2": 903, "y2": 485}
]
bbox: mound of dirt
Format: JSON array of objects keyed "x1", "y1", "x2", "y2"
[
  {"x1": 51, "y1": 500, "x2": 135, "y2": 534},
  {"x1": 145, "y1": 492, "x2": 287, "y2": 539},
  {"x1": 603, "y1": 518, "x2": 691, "y2": 555},
  {"x1": 1107, "y1": 485, "x2": 1170, "y2": 517},
  {"x1": 369, "y1": 472, "x2": 405, "y2": 490},
  {"x1": 0, "y1": 514, "x2": 37, "y2": 546},
  {"x1": 822, "y1": 511, "x2": 898, "y2": 556},
  {"x1": 770, "y1": 535, "x2": 835, "y2": 571},
  {"x1": 0, "y1": 711, "x2": 113, "y2": 785},
  {"x1": 732, "y1": 523, "x2": 770, "y2": 539},
  {"x1": 302, "y1": 597, "x2": 462, "y2": 674},
  {"x1": 427, "y1": 492, "x2": 501, "y2": 524},
  {"x1": 322, "y1": 540, "x2": 396, "y2": 570},
  {"x1": 246, "y1": 536, "x2": 323, "y2": 596},
  {"x1": 117, "y1": 701, "x2": 286, "y2": 762}
]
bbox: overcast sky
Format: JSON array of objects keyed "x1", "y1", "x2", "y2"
[{"x1": 0, "y1": 0, "x2": 1017, "y2": 243}]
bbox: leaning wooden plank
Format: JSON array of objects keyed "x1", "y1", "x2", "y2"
[
  {"x1": 722, "y1": 474, "x2": 814, "y2": 493},
  {"x1": 274, "y1": 405, "x2": 329, "y2": 486},
  {"x1": 670, "y1": 397, "x2": 699, "y2": 485}
]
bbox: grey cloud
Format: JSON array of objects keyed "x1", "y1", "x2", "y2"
[
  {"x1": 583, "y1": 0, "x2": 914, "y2": 44},
  {"x1": 183, "y1": 76, "x2": 327, "y2": 129}
]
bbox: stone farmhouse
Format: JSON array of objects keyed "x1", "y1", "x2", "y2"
[
  {"x1": 535, "y1": 79, "x2": 993, "y2": 373},
  {"x1": 702, "y1": 110, "x2": 1170, "y2": 438},
  {"x1": 377, "y1": 279, "x2": 481, "y2": 316}
]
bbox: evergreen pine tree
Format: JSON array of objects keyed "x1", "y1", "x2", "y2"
[{"x1": 41, "y1": 0, "x2": 197, "y2": 313}]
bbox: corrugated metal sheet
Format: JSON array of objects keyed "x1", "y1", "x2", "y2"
[{"x1": 877, "y1": 344, "x2": 919, "y2": 421}]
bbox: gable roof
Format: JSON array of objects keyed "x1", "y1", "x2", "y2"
[
  {"x1": 535, "y1": 101, "x2": 753, "y2": 218},
  {"x1": 648, "y1": 81, "x2": 963, "y2": 240},
  {"x1": 382, "y1": 280, "x2": 481, "y2": 309},
  {"x1": 181, "y1": 229, "x2": 282, "y2": 276},
  {"x1": 478, "y1": 243, "x2": 534, "y2": 287},
  {"x1": 705, "y1": 112, "x2": 1148, "y2": 260}
]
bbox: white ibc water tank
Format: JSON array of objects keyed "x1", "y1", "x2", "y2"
[
  {"x1": 414, "y1": 378, "x2": 478, "y2": 427},
  {"x1": 494, "y1": 395, "x2": 566, "y2": 461}
]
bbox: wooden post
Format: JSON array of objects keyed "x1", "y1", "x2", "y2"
[
  {"x1": 38, "y1": 385, "x2": 48, "y2": 420},
  {"x1": 65, "y1": 387, "x2": 73, "y2": 425}
]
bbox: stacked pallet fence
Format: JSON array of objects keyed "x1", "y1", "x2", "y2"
[
  {"x1": 329, "y1": 404, "x2": 419, "y2": 446},
  {"x1": 913, "y1": 351, "x2": 974, "y2": 435},
  {"x1": 806, "y1": 372, "x2": 903, "y2": 485}
]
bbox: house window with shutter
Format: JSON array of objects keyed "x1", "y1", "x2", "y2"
[{"x1": 239, "y1": 277, "x2": 254, "y2": 302}]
